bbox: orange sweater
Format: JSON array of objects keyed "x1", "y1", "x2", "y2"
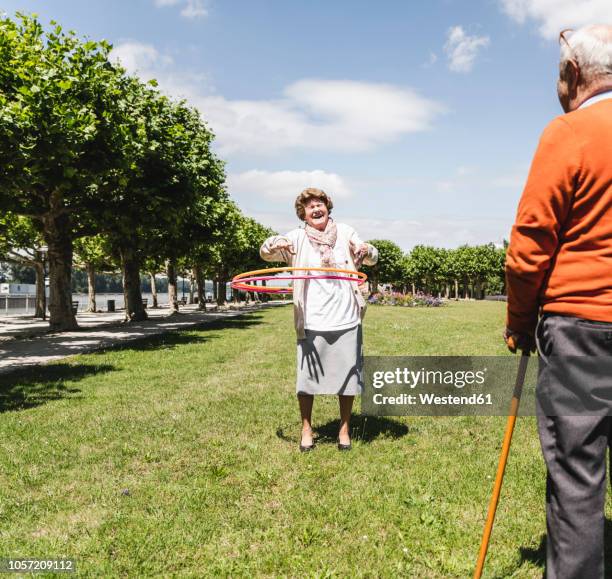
[{"x1": 506, "y1": 98, "x2": 612, "y2": 335}]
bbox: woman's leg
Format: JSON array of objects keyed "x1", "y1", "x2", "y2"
[
  {"x1": 298, "y1": 393, "x2": 314, "y2": 446},
  {"x1": 338, "y1": 395, "x2": 354, "y2": 445}
]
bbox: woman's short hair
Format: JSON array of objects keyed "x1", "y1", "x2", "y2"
[{"x1": 294, "y1": 188, "x2": 334, "y2": 221}]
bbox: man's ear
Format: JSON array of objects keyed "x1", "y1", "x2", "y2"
[{"x1": 565, "y1": 59, "x2": 581, "y2": 93}]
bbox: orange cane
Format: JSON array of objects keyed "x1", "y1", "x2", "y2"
[{"x1": 474, "y1": 343, "x2": 530, "y2": 579}]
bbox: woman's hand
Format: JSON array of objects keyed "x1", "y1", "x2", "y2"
[
  {"x1": 272, "y1": 239, "x2": 296, "y2": 255},
  {"x1": 350, "y1": 241, "x2": 369, "y2": 265}
]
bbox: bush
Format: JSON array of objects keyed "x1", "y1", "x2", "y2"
[{"x1": 367, "y1": 291, "x2": 444, "y2": 307}]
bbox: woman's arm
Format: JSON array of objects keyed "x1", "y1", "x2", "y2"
[
  {"x1": 260, "y1": 234, "x2": 296, "y2": 264},
  {"x1": 348, "y1": 229, "x2": 378, "y2": 266}
]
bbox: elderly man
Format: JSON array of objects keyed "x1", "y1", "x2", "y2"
[{"x1": 505, "y1": 25, "x2": 612, "y2": 579}]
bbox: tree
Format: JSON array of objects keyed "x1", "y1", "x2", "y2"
[
  {"x1": 232, "y1": 217, "x2": 276, "y2": 303},
  {"x1": 400, "y1": 254, "x2": 417, "y2": 294},
  {"x1": 98, "y1": 82, "x2": 226, "y2": 319},
  {"x1": 450, "y1": 244, "x2": 502, "y2": 299},
  {"x1": 362, "y1": 239, "x2": 404, "y2": 293},
  {"x1": 156, "y1": 107, "x2": 225, "y2": 313},
  {"x1": 0, "y1": 212, "x2": 47, "y2": 317},
  {"x1": 0, "y1": 14, "x2": 136, "y2": 329},
  {"x1": 407, "y1": 245, "x2": 449, "y2": 295},
  {"x1": 197, "y1": 202, "x2": 274, "y2": 306},
  {"x1": 73, "y1": 235, "x2": 114, "y2": 312},
  {"x1": 142, "y1": 256, "x2": 165, "y2": 308},
  {"x1": 486, "y1": 245, "x2": 507, "y2": 295}
]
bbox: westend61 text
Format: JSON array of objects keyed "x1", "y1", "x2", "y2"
[
  {"x1": 372, "y1": 367, "x2": 487, "y2": 389},
  {"x1": 372, "y1": 392, "x2": 493, "y2": 406}
]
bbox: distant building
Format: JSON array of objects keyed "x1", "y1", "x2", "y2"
[{"x1": 0, "y1": 283, "x2": 37, "y2": 295}]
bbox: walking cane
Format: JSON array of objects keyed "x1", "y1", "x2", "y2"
[{"x1": 473, "y1": 344, "x2": 530, "y2": 579}]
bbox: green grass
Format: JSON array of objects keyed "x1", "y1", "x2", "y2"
[{"x1": 0, "y1": 302, "x2": 610, "y2": 577}]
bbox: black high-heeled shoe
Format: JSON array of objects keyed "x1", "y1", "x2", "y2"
[
  {"x1": 300, "y1": 431, "x2": 315, "y2": 452},
  {"x1": 337, "y1": 441, "x2": 352, "y2": 451}
]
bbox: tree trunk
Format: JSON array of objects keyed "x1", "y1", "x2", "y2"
[
  {"x1": 42, "y1": 208, "x2": 77, "y2": 331},
  {"x1": 474, "y1": 279, "x2": 482, "y2": 300},
  {"x1": 213, "y1": 279, "x2": 218, "y2": 301},
  {"x1": 149, "y1": 272, "x2": 159, "y2": 308},
  {"x1": 120, "y1": 245, "x2": 147, "y2": 322},
  {"x1": 194, "y1": 266, "x2": 206, "y2": 311},
  {"x1": 371, "y1": 275, "x2": 379, "y2": 294},
  {"x1": 217, "y1": 277, "x2": 227, "y2": 306},
  {"x1": 167, "y1": 259, "x2": 179, "y2": 313},
  {"x1": 188, "y1": 273, "x2": 195, "y2": 305},
  {"x1": 454, "y1": 279, "x2": 459, "y2": 300},
  {"x1": 34, "y1": 257, "x2": 46, "y2": 319},
  {"x1": 86, "y1": 263, "x2": 96, "y2": 312},
  {"x1": 445, "y1": 284, "x2": 450, "y2": 299}
]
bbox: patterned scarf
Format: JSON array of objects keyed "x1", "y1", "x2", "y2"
[{"x1": 305, "y1": 219, "x2": 337, "y2": 267}]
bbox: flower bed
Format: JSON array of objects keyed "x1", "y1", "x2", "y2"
[{"x1": 367, "y1": 291, "x2": 444, "y2": 307}]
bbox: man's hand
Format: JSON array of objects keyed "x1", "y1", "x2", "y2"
[
  {"x1": 272, "y1": 239, "x2": 295, "y2": 255},
  {"x1": 350, "y1": 241, "x2": 368, "y2": 266},
  {"x1": 503, "y1": 327, "x2": 536, "y2": 353}
]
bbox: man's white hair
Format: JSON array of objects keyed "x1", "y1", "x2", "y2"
[{"x1": 560, "y1": 25, "x2": 612, "y2": 82}]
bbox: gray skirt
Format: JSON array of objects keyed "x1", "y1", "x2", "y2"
[{"x1": 296, "y1": 324, "x2": 364, "y2": 395}]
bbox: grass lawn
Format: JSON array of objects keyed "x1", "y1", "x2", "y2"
[{"x1": 1, "y1": 301, "x2": 611, "y2": 577}]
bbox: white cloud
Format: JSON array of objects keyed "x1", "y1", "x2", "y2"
[
  {"x1": 109, "y1": 42, "x2": 173, "y2": 75},
  {"x1": 227, "y1": 170, "x2": 353, "y2": 202},
  {"x1": 153, "y1": 0, "x2": 208, "y2": 19},
  {"x1": 444, "y1": 26, "x2": 490, "y2": 72},
  {"x1": 249, "y1": 212, "x2": 511, "y2": 249},
  {"x1": 500, "y1": 0, "x2": 612, "y2": 39},
  {"x1": 110, "y1": 41, "x2": 209, "y2": 97},
  {"x1": 111, "y1": 45, "x2": 444, "y2": 155},
  {"x1": 197, "y1": 80, "x2": 444, "y2": 155},
  {"x1": 347, "y1": 216, "x2": 511, "y2": 249},
  {"x1": 181, "y1": 0, "x2": 208, "y2": 18}
]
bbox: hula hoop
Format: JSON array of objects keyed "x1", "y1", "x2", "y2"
[{"x1": 231, "y1": 266, "x2": 368, "y2": 294}]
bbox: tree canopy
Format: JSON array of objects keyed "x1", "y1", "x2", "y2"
[{"x1": 0, "y1": 12, "x2": 274, "y2": 327}]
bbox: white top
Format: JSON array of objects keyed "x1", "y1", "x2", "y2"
[
  {"x1": 578, "y1": 89, "x2": 612, "y2": 109},
  {"x1": 284, "y1": 224, "x2": 361, "y2": 331}
]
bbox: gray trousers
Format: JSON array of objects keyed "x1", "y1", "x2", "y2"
[{"x1": 536, "y1": 314, "x2": 612, "y2": 579}]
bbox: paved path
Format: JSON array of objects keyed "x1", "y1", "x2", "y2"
[{"x1": 0, "y1": 303, "x2": 280, "y2": 375}]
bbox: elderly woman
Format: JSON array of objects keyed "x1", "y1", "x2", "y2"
[{"x1": 260, "y1": 188, "x2": 378, "y2": 452}]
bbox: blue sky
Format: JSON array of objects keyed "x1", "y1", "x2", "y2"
[{"x1": 3, "y1": 0, "x2": 611, "y2": 248}]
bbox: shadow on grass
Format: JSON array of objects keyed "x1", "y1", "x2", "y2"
[
  {"x1": 92, "y1": 314, "x2": 267, "y2": 354},
  {"x1": 0, "y1": 363, "x2": 114, "y2": 413},
  {"x1": 276, "y1": 414, "x2": 409, "y2": 444},
  {"x1": 519, "y1": 518, "x2": 612, "y2": 577},
  {"x1": 0, "y1": 313, "x2": 267, "y2": 413}
]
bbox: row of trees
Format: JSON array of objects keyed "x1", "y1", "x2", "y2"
[
  {"x1": 363, "y1": 240, "x2": 507, "y2": 299},
  {"x1": 0, "y1": 14, "x2": 274, "y2": 330}
]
